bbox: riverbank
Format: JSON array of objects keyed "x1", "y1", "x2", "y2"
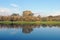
[{"x1": 0, "y1": 21, "x2": 60, "y2": 25}]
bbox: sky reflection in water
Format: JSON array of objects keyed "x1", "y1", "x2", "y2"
[{"x1": 0, "y1": 24, "x2": 60, "y2": 40}]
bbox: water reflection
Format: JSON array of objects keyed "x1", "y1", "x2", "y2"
[{"x1": 0, "y1": 24, "x2": 60, "y2": 34}]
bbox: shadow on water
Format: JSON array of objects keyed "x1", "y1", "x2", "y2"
[{"x1": 0, "y1": 24, "x2": 60, "y2": 34}]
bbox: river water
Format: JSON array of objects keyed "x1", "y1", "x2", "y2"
[{"x1": 0, "y1": 24, "x2": 60, "y2": 40}]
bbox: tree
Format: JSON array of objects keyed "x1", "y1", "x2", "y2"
[
  {"x1": 11, "y1": 13, "x2": 19, "y2": 16},
  {"x1": 47, "y1": 16, "x2": 53, "y2": 21}
]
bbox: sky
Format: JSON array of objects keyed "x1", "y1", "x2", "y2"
[{"x1": 0, "y1": 0, "x2": 60, "y2": 16}]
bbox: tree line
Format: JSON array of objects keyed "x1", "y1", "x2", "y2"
[{"x1": 0, "y1": 11, "x2": 60, "y2": 21}]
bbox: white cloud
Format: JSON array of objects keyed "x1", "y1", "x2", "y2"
[
  {"x1": 48, "y1": 11, "x2": 60, "y2": 16},
  {"x1": 33, "y1": 11, "x2": 60, "y2": 17},
  {"x1": 0, "y1": 8, "x2": 12, "y2": 16},
  {"x1": 10, "y1": 4, "x2": 18, "y2": 8},
  {"x1": 0, "y1": 8, "x2": 10, "y2": 12},
  {"x1": 0, "y1": 7, "x2": 20, "y2": 16},
  {"x1": 10, "y1": 3, "x2": 20, "y2": 13},
  {"x1": 0, "y1": 4, "x2": 20, "y2": 16}
]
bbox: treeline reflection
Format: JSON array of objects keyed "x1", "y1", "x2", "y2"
[{"x1": 0, "y1": 24, "x2": 60, "y2": 34}]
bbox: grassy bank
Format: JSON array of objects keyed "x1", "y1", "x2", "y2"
[{"x1": 0, "y1": 21, "x2": 60, "y2": 25}]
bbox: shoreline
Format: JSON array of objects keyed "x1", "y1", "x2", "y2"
[{"x1": 0, "y1": 21, "x2": 60, "y2": 25}]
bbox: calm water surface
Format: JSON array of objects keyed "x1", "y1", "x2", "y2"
[{"x1": 0, "y1": 24, "x2": 60, "y2": 40}]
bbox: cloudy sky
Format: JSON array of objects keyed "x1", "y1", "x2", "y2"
[{"x1": 0, "y1": 0, "x2": 60, "y2": 16}]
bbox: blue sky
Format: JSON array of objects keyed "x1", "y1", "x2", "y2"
[{"x1": 0, "y1": 0, "x2": 60, "y2": 16}]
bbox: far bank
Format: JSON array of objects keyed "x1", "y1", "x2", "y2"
[{"x1": 0, "y1": 21, "x2": 60, "y2": 25}]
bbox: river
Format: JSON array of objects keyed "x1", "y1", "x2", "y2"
[{"x1": 0, "y1": 24, "x2": 60, "y2": 40}]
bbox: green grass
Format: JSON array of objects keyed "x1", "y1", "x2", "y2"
[
  {"x1": 0, "y1": 21, "x2": 60, "y2": 25},
  {"x1": 40, "y1": 21, "x2": 60, "y2": 25}
]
